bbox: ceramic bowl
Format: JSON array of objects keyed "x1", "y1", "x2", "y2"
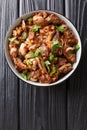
[{"x1": 4, "y1": 10, "x2": 82, "y2": 86}]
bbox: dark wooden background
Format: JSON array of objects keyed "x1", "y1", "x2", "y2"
[{"x1": 0, "y1": 0, "x2": 87, "y2": 130}]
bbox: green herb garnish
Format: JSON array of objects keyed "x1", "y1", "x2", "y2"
[
  {"x1": 52, "y1": 40, "x2": 62, "y2": 51},
  {"x1": 55, "y1": 25, "x2": 65, "y2": 32},
  {"x1": 22, "y1": 32, "x2": 27, "y2": 39},
  {"x1": 21, "y1": 72, "x2": 30, "y2": 80},
  {"x1": 35, "y1": 49, "x2": 43, "y2": 57},
  {"x1": 32, "y1": 25, "x2": 41, "y2": 32},
  {"x1": 44, "y1": 60, "x2": 51, "y2": 72},
  {"x1": 74, "y1": 44, "x2": 80, "y2": 53},
  {"x1": 49, "y1": 54, "x2": 55, "y2": 61},
  {"x1": 25, "y1": 58, "x2": 33, "y2": 65},
  {"x1": 8, "y1": 37, "x2": 16, "y2": 42},
  {"x1": 30, "y1": 52, "x2": 36, "y2": 58},
  {"x1": 50, "y1": 66, "x2": 57, "y2": 76},
  {"x1": 30, "y1": 49, "x2": 42, "y2": 58},
  {"x1": 28, "y1": 17, "x2": 33, "y2": 22}
]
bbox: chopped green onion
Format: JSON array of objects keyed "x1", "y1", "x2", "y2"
[
  {"x1": 74, "y1": 44, "x2": 80, "y2": 53},
  {"x1": 30, "y1": 52, "x2": 36, "y2": 58},
  {"x1": 30, "y1": 49, "x2": 42, "y2": 58},
  {"x1": 50, "y1": 66, "x2": 57, "y2": 76},
  {"x1": 8, "y1": 37, "x2": 16, "y2": 42},
  {"x1": 28, "y1": 60, "x2": 33, "y2": 65},
  {"x1": 44, "y1": 60, "x2": 51, "y2": 72},
  {"x1": 49, "y1": 54, "x2": 55, "y2": 61},
  {"x1": 25, "y1": 58, "x2": 33, "y2": 65},
  {"x1": 44, "y1": 60, "x2": 51, "y2": 65},
  {"x1": 35, "y1": 49, "x2": 43, "y2": 57},
  {"x1": 28, "y1": 17, "x2": 33, "y2": 22},
  {"x1": 52, "y1": 40, "x2": 62, "y2": 51},
  {"x1": 32, "y1": 25, "x2": 41, "y2": 32},
  {"x1": 55, "y1": 25, "x2": 65, "y2": 32},
  {"x1": 21, "y1": 72, "x2": 30, "y2": 80},
  {"x1": 22, "y1": 32, "x2": 27, "y2": 39}
]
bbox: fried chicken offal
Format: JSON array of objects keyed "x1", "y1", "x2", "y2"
[{"x1": 8, "y1": 11, "x2": 80, "y2": 83}]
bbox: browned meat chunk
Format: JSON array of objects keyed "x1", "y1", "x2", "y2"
[
  {"x1": 63, "y1": 44, "x2": 76, "y2": 63},
  {"x1": 9, "y1": 44, "x2": 18, "y2": 58},
  {"x1": 13, "y1": 58, "x2": 28, "y2": 71},
  {"x1": 38, "y1": 11, "x2": 48, "y2": 18},
  {"x1": 67, "y1": 54, "x2": 76, "y2": 63},
  {"x1": 39, "y1": 74, "x2": 51, "y2": 83},
  {"x1": 59, "y1": 63, "x2": 72, "y2": 74},
  {"x1": 39, "y1": 43, "x2": 49, "y2": 58},
  {"x1": 53, "y1": 30, "x2": 60, "y2": 41},
  {"x1": 28, "y1": 31, "x2": 35, "y2": 39},
  {"x1": 58, "y1": 58, "x2": 67, "y2": 67},
  {"x1": 46, "y1": 14, "x2": 61, "y2": 25},
  {"x1": 30, "y1": 69, "x2": 41, "y2": 81},
  {"x1": 67, "y1": 38, "x2": 78, "y2": 45},
  {"x1": 64, "y1": 29, "x2": 74, "y2": 39},
  {"x1": 33, "y1": 15, "x2": 45, "y2": 26}
]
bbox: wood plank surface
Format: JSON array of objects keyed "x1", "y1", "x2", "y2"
[
  {"x1": 19, "y1": 0, "x2": 66, "y2": 130},
  {"x1": 0, "y1": 0, "x2": 19, "y2": 130},
  {"x1": 1, "y1": 0, "x2": 87, "y2": 130},
  {"x1": 65, "y1": 0, "x2": 87, "y2": 130}
]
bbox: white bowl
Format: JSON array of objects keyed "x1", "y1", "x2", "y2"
[{"x1": 4, "y1": 10, "x2": 82, "y2": 87}]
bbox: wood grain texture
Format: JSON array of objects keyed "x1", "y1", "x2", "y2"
[
  {"x1": 0, "y1": 0, "x2": 19, "y2": 130},
  {"x1": 65, "y1": 0, "x2": 87, "y2": 130},
  {"x1": 19, "y1": 0, "x2": 66, "y2": 130},
  {"x1": 2, "y1": 0, "x2": 87, "y2": 130}
]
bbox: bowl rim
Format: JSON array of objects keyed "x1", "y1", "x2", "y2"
[{"x1": 4, "y1": 10, "x2": 82, "y2": 87}]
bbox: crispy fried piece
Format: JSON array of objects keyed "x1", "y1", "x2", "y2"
[
  {"x1": 45, "y1": 14, "x2": 61, "y2": 25},
  {"x1": 33, "y1": 11, "x2": 48, "y2": 26},
  {"x1": 51, "y1": 72, "x2": 59, "y2": 82},
  {"x1": 40, "y1": 11, "x2": 48, "y2": 18},
  {"x1": 63, "y1": 44, "x2": 76, "y2": 63},
  {"x1": 39, "y1": 74, "x2": 51, "y2": 83},
  {"x1": 67, "y1": 38, "x2": 78, "y2": 45},
  {"x1": 59, "y1": 63, "x2": 73, "y2": 74},
  {"x1": 30, "y1": 69, "x2": 41, "y2": 81},
  {"x1": 62, "y1": 29, "x2": 78, "y2": 46},
  {"x1": 39, "y1": 43, "x2": 49, "y2": 58},
  {"x1": 9, "y1": 44, "x2": 18, "y2": 58},
  {"x1": 58, "y1": 58, "x2": 67, "y2": 67},
  {"x1": 13, "y1": 26, "x2": 22, "y2": 37},
  {"x1": 53, "y1": 30, "x2": 60, "y2": 41},
  {"x1": 67, "y1": 54, "x2": 76, "y2": 63},
  {"x1": 28, "y1": 31, "x2": 35, "y2": 39},
  {"x1": 13, "y1": 58, "x2": 28, "y2": 71},
  {"x1": 33, "y1": 14, "x2": 45, "y2": 25},
  {"x1": 64, "y1": 29, "x2": 74, "y2": 39}
]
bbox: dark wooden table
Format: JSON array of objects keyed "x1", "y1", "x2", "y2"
[{"x1": 0, "y1": 0, "x2": 87, "y2": 130}]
